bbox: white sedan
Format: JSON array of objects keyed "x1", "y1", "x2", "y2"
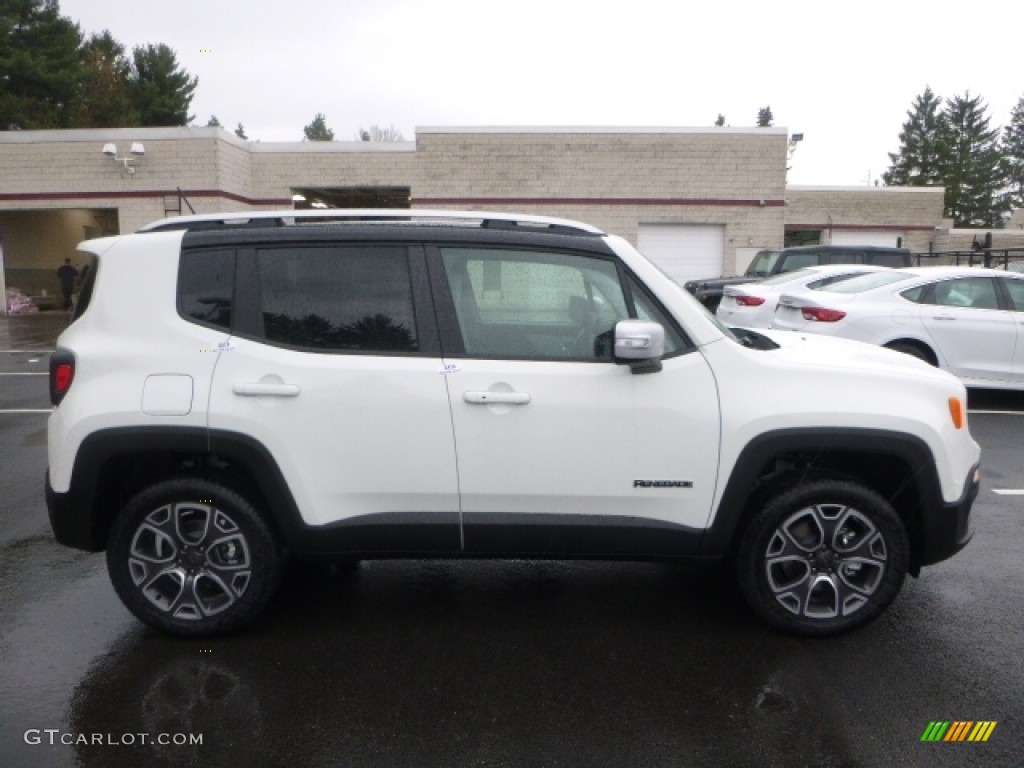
[
  {"x1": 772, "y1": 266, "x2": 1024, "y2": 389},
  {"x1": 715, "y1": 264, "x2": 892, "y2": 329}
]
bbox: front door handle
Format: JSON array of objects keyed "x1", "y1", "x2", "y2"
[
  {"x1": 463, "y1": 391, "x2": 531, "y2": 405},
  {"x1": 233, "y1": 382, "x2": 301, "y2": 397},
  {"x1": 932, "y1": 315, "x2": 956, "y2": 321}
]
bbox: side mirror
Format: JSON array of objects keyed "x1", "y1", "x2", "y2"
[{"x1": 613, "y1": 320, "x2": 665, "y2": 374}]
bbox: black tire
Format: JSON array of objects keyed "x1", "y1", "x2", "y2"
[
  {"x1": 885, "y1": 341, "x2": 935, "y2": 366},
  {"x1": 736, "y1": 479, "x2": 909, "y2": 636},
  {"x1": 107, "y1": 477, "x2": 285, "y2": 637}
]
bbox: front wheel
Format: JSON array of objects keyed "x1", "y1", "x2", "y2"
[
  {"x1": 736, "y1": 479, "x2": 909, "y2": 636},
  {"x1": 107, "y1": 478, "x2": 285, "y2": 637}
]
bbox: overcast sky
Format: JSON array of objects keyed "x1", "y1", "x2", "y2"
[{"x1": 58, "y1": 0, "x2": 1022, "y2": 187}]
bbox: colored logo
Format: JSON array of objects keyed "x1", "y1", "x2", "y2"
[{"x1": 921, "y1": 721, "x2": 996, "y2": 742}]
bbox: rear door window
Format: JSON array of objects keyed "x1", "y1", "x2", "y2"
[{"x1": 256, "y1": 245, "x2": 418, "y2": 353}]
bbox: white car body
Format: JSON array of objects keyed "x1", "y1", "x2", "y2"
[
  {"x1": 716, "y1": 264, "x2": 892, "y2": 329},
  {"x1": 49, "y1": 234, "x2": 979, "y2": 522},
  {"x1": 772, "y1": 266, "x2": 1024, "y2": 389},
  {"x1": 45, "y1": 210, "x2": 983, "y2": 636}
]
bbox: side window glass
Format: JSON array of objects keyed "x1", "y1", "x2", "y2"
[
  {"x1": 71, "y1": 254, "x2": 98, "y2": 321},
  {"x1": 900, "y1": 285, "x2": 927, "y2": 303},
  {"x1": 781, "y1": 253, "x2": 818, "y2": 270},
  {"x1": 1002, "y1": 277, "x2": 1024, "y2": 310},
  {"x1": 870, "y1": 253, "x2": 905, "y2": 267},
  {"x1": 931, "y1": 277, "x2": 999, "y2": 310},
  {"x1": 179, "y1": 249, "x2": 234, "y2": 330},
  {"x1": 258, "y1": 246, "x2": 417, "y2": 353},
  {"x1": 441, "y1": 248, "x2": 628, "y2": 360},
  {"x1": 746, "y1": 250, "x2": 780, "y2": 277}
]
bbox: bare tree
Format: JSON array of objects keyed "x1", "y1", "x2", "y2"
[{"x1": 358, "y1": 124, "x2": 404, "y2": 142}]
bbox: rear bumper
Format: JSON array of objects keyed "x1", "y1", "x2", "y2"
[
  {"x1": 46, "y1": 468, "x2": 105, "y2": 552},
  {"x1": 917, "y1": 464, "x2": 980, "y2": 567}
]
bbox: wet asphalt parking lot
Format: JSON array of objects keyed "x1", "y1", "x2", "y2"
[{"x1": 1, "y1": 312, "x2": 1021, "y2": 768}]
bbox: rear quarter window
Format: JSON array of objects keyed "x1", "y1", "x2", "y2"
[{"x1": 69, "y1": 254, "x2": 98, "y2": 321}]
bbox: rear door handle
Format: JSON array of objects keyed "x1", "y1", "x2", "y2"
[
  {"x1": 932, "y1": 315, "x2": 956, "y2": 321},
  {"x1": 463, "y1": 391, "x2": 531, "y2": 405},
  {"x1": 233, "y1": 382, "x2": 301, "y2": 397}
]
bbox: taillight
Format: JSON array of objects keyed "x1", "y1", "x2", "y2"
[
  {"x1": 734, "y1": 295, "x2": 766, "y2": 307},
  {"x1": 801, "y1": 307, "x2": 846, "y2": 322},
  {"x1": 49, "y1": 349, "x2": 75, "y2": 405}
]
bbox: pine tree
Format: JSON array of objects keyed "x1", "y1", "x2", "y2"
[
  {"x1": 130, "y1": 43, "x2": 198, "y2": 126},
  {"x1": 1002, "y1": 95, "x2": 1024, "y2": 214},
  {"x1": 939, "y1": 93, "x2": 1008, "y2": 227},
  {"x1": 883, "y1": 87, "x2": 946, "y2": 187},
  {"x1": 756, "y1": 106, "x2": 773, "y2": 127},
  {"x1": 0, "y1": 0, "x2": 84, "y2": 128},
  {"x1": 304, "y1": 113, "x2": 334, "y2": 141},
  {"x1": 73, "y1": 31, "x2": 138, "y2": 127},
  {"x1": 206, "y1": 114, "x2": 221, "y2": 126},
  {"x1": 234, "y1": 122, "x2": 247, "y2": 140}
]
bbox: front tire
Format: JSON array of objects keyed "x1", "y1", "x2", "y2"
[
  {"x1": 107, "y1": 478, "x2": 285, "y2": 637},
  {"x1": 736, "y1": 479, "x2": 909, "y2": 636}
]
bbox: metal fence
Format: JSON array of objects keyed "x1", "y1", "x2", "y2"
[{"x1": 913, "y1": 248, "x2": 1024, "y2": 271}]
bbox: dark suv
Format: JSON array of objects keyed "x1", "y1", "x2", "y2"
[{"x1": 685, "y1": 245, "x2": 913, "y2": 311}]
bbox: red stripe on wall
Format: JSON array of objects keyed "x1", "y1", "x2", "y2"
[
  {"x1": 413, "y1": 196, "x2": 785, "y2": 208},
  {"x1": 786, "y1": 223, "x2": 936, "y2": 232},
  {"x1": 0, "y1": 190, "x2": 292, "y2": 206}
]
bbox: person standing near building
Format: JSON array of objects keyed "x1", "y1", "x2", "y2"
[{"x1": 57, "y1": 258, "x2": 78, "y2": 310}]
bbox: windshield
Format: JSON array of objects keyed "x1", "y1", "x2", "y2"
[
  {"x1": 822, "y1": 271, "x2": 914, "y2": 294},
  {"x1": 745, "y1": 250, "x2": 781, "y2": 277}
]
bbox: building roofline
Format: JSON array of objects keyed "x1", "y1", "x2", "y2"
[
  {"x1": 0, "y1": 125, "x2": 789, "y2": 151},
  {"x1": 787, "y1": 185, "x2": 945, "y2": 194},
  {"x1": 417, "y1": 125, "x2": 789, "y2": 136},
  {"x1": 250, "y1": 141, "x2": 416, "y2": 153},
  {"x1": 0, "y1": 126, "x2": 237, "y2": 145}
]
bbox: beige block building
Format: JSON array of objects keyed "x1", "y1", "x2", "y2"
[{"x1": 0, "y1": 125, "x2": 954, "y2": 311}]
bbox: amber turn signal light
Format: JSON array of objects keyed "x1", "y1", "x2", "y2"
[{"x1": 948, "y1": 397, "x2": 965, "y2": 429}]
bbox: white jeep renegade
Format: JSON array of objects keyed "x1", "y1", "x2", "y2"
[{"x1": 46, "y1": 210, "x2": 981, "y2": 637}]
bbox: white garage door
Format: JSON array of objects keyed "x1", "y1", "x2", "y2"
[
  {"x1": 637, "y1": 224, "x2": 724, "y2": 284},
  {"x1": 830, "y1": 230, "x2": 903, "y2": 248}
]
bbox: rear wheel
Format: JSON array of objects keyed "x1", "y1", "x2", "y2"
[
  {"x1": 736, "y1": 479, "x2": 909, "y2": 636},
  {"x1": 107, "y1": 478, "x2": 285, "y2": 637}
]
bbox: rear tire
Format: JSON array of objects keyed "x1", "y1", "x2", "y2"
[
  {"x1": 736, "y1": 479, "x2": 909, "y2": 636},
  {"x1": 107, "y1": 478, "x2": 285, "y2": 637}
]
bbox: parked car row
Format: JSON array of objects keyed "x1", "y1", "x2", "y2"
[
  {"x1": 685, "y1": 245, "x2": 913, "y2": 311},
  {"x1": 716, "y1": 265, "x2": 1024, "y2": 390},
  {"x1": 715, "y1": 264, "x2": 893, "y2": 329}
]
